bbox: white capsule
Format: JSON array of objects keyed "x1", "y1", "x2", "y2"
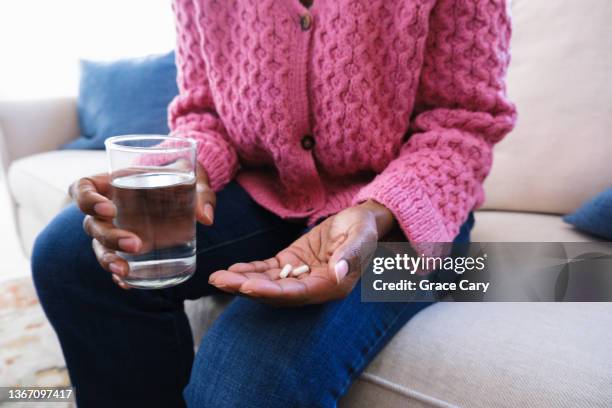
[
  {"x1": 279, "y1": 264, "x2": 293, "y2": 279},
  {"x1": 291, "y1": 264, "x2": 310, "y2": 276}
]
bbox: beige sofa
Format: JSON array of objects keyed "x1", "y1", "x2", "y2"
[{"x1": 1, "y1": 0, "x2": 611, "y2": 406}]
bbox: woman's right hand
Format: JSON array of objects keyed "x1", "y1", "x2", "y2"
[{"x1": 69, "y1": 164, "x2": 215, "y2": 289}]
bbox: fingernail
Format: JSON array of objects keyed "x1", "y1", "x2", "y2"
[
  {"x1": 94, "y1": 202, "x2": 115, "y2": 217},
  {"x1": 208, "y1": 274, "x2": 216, "y2": 284},
  {"x1": 334, "y1": 259, "x2": 349, "y2": 284},
  {"x1": 113, "y1": 275, "x2": 130, "y2": 289},
  {"x1": 118, "y1": 238, "x2": 140, "y2": 252},
  {"x1": 204, "y1": 203, "x2": 214, "y2": 223},
  {"x1": 109, "y1": 262, "x2": 124, "y2": 276}
]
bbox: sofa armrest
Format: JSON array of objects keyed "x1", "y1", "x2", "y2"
[{"x1": 0, "y1": 97, "x2": 80, "y2": 173}]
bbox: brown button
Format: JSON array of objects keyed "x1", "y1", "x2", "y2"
[
  {"x1": 300, "y1": 0, "x2": 314, "y2": 8},
  {"x1": 300, "y1": 13, "x2": 312, "y2": 31},
  {"x1": 301, "y1": 135, "x2": 315, "y2": 150}
]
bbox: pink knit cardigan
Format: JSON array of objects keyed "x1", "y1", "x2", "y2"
[{"x1": 169, "y1": 0, "x2": 516, "y2": 244}]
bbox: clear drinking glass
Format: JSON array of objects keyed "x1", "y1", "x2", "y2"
[{"x1": 105, "y1": 135, "x2": 197, "y2": 289}]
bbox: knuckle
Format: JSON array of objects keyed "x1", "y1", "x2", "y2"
[
  {"x1": 76, "y1": 178, "x2": 90, "y2": 194},
  {"x1": 196, "y1": 183, "x2": 212, "y2": 195},
  {"x1": 82, "y1": 216, "x2": 92, "y2": 235},
  {"x1": 97, "y1": 231, "x2": 112, "y2": 248},
  {"x1": 76, "y1": 198, "x2": 87, "y2": 213}
]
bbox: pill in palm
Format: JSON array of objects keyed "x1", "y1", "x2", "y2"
[
  {"x1": 279, "y1": 264, "x2": 293, "y2": 279},
  {"x1": 291, "y1": 264, "x2": 310, "y2": 276}
]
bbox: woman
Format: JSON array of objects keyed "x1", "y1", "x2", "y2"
[{"x1": 32, "y1": 0, "x2": 516, "y2": 406}]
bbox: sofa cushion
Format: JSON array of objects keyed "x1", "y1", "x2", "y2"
[
  {"x1": 8, "y1": 150, "x2": 107, "y2": 224},
  {"x1": 341, "y1": 303, "x2": 612, "y2": 407},
  {"x1": 64, "y1": 52, "x2": 177, "y2": 150},
  {"x1": 482, "y1": 0, "x2": 612, "y2": 215}
]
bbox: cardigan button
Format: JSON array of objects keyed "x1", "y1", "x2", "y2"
[
  {"x1": 301, "y1": 135, "x2": 315, "y2": 150},
  {"x1": 300, "y1": 13, "x2": 312, "y2": 31},
  {"x1": 300, "y1": 0, "x2": 313, "y2": 8}
]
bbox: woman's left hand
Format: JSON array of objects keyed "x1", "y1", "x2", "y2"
[{"x1": 208, "y1": 200, "x2": 396, "y2": 306}]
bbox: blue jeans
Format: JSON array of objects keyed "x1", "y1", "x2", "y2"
[{"x1": 32, "y1": 181, "x2": 473, "y2": 408}]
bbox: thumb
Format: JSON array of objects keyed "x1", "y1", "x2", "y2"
[
  {"x1": 195, "y1": 164, "x2": 216, "y2": 225},
  {"x1": 328, "y1": 226, "x2": 377, "y2": 284}
]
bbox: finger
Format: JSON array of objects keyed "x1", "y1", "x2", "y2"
[
  {"x1": 328, "y1": 226, "x2": 377, "y2": 284},
  {"x1": 92, "y1": 239, "x2": 130, "y2": 278},
  {"x1": 208, "y1": 270, "x2": 249, "y2": 293},
  {"x1": 209, "y1": 258, "x2": 279, "y2": 291},
  {"x1": 227, "y1": 263, "x2": 256, "y2": 273},
  {"x1": 83, "y1": 216, "x2": 142, "y2": 253},
  {"x1": 239, "y1": 274, "x2": 335, "y2": 305},
  {"x1": 239, "y1": 278, "x2": 284, "y2": 298},
  {"x1": 70, "y1": 175, "x2": 116, "y2": 218},
  {"x1": 195, "y1": 164, "x2": 216, "y2": 225},
  {"x1": 112, "y1": 274, "x2": 132, "y2": 290},
  {"x1": 226, "y1": 257, "x2": 280, "y2": 274}
]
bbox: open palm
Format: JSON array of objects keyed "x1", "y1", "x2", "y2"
[{"x1": 208, "y1": 206, "x2": 380, "y2": 306}]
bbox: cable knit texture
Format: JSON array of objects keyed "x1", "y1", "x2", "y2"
[{"x1": 169, "y1": 0, "x2": 516, "y2": 244}]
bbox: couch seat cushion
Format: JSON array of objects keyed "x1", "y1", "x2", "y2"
[
  {"x1": 8, "y1": 150, "x2": 107, "y2": 224},
  {"x1": 341, "y1": 302, "x2": 612, "y2": 407}
]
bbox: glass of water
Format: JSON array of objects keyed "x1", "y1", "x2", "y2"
[{"x1": 105, "y1": 135, "x2": 197, "y2": 289}]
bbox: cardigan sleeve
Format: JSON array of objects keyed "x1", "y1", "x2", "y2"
[
  {"x1": 169, "y1": 0, "x2": 238, "y2": 192},
  {"x1": 353, "y1": 0, "x2": 516, "y2": 245}
]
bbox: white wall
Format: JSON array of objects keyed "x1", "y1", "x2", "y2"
[{"x1": 0, "y1": 0, "x2": 176, "y2": 100}]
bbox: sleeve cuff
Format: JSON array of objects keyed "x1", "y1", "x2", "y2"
[
  {"x1": 174, "y1": 129, "x2": 238, "y2": 192},
  {"x1": 353, "y1": 172, "x2": 454, "y2": 254}
]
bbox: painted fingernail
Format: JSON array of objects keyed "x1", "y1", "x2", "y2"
[
  {"x1": 109, "y1": 262, "x2": 124, "y2": 276},
  {"x1": 204, "y1": 203, "x2": 214, "y2": 223},
  {"x1": 112, "y1": 275, "x2": 130, "y2": 289},
  {"x1": 334, "y1": 259, "x2": 349, "y2": 284},
  {"x1": 94, "y1": 202, "x2": 115, "y2": 217},
  {"x1": 118, "y1": 238, "x2": 140, "y2": 252}
]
